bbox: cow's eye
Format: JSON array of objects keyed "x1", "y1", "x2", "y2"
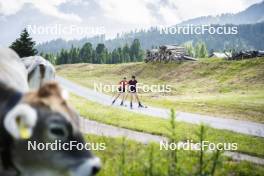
[{"x1": 49, "y1": 123, "x2": 68, "y2": 139}]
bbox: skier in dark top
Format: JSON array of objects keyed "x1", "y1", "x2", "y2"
[
  {"x1": 112, "y1": 77, "x2": 127, "y2": 106},
  {"x1": 128, "y1": 75, "x2": 144, "y2": 109}
]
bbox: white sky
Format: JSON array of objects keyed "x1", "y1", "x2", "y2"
[
  {"x1": 0, "y1": 0, "x2": 81, "y2": 21},
  {"x1": 97, "y1": 0, "x2": 262, "y2": 26},
  {"x1": 0, "y1": 0, "x2": 262, "y2": 41},
  {"x1": 0, "y1": 0, "x2": 261, "y2": 23}
]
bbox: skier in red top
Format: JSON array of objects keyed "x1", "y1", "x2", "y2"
[{"x1": 112, "y1": 77, "x2": 128, "y2": 106}]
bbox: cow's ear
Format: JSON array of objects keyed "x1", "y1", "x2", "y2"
[{"x1": 4, "y1": 104, "x2": 37, "y2": 139}]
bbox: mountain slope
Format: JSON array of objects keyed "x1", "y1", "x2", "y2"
[
  {"x1": 36, "y1": 1, "x2": 264, "y2": 53},
  {"x1": 37, "y1": 22, "x2": 264, "y2": 53}
]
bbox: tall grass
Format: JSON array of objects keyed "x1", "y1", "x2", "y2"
[
  {"x1": 146, "y1": 143, "x2": 155, "y2": 176},
  {"x1": 210, "y1": 149, "x2": 221, "y2": 176},
  {"x1": 118, "y1": 137, "x2": 127, "y2": 176},
  {"x1": 195, "y1": 124, "x2": 222, "y2": 176},
  {"x1": 87, "y1": 109, "x2": 254, "y2": 176},
  {"x1": 198, "y1": 124, "x2": 206, "y2": 176},
  {"x1": 167, "y1": 109, "x2": 178, "y2": 176}
]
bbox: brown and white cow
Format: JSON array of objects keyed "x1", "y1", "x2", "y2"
[{"x1": 0, "y1": 48, "x2": 100, "y2": 176}]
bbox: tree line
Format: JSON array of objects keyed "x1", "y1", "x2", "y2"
[
  {"x1": 42, "y1": 39, "x2": 144, "y2": 65},
  {"x1": 9, "y1": 29, "x2": 144, "y2": 65},
  {"x1": 10, "y1": 28, "x2": 210, "y2": 65}
]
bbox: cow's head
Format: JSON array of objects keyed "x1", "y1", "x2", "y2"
[{"x1": 3, "y1": 82, "x2": 100, "y2": 176}]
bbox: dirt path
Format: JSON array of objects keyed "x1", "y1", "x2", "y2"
[
  {"x1": 79, "y1": 117, "x2": 167, "y2": 144},
  {"x1": 57, "y1": 76, "x2": 264, "y2": 137},
  {"x1": 79, "y1": 117, "x2": 264, "y2": 165}
]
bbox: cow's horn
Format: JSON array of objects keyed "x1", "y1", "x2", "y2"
[{"x1": 4, "y1": 104, "x2": 37, "y2": 139}]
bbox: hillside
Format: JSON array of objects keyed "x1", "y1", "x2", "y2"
[
  {"x1": 57, "y1": 58, "x2": 264, "y2": 123},
  {"x1": 37, "y1": 22, "x2": 264, "y2": 53}
]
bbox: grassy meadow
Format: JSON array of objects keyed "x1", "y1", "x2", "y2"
[
  {"x1": 61, "y1": 58, "x2": 264, "y2": 175},
  {"x1": 70, "y1": 94, "x2": 264, "y2": 158},
  {"x1": 57, "y1": 58, "x2": 264, "y2": 123},
  {"x1": 85, "y1": 135, "x2": 264, "y2": 176}
]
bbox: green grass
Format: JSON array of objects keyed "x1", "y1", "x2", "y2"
[
  {"x1": 70, "y1": 94, "x2": 264, "y2": 158},
  {"x1": 85, "y1": 135, "x2": 264, "y2": 176},
  {"x1": 57, "y1": 58, "x2": 264, "y2": 123},
  {"x1": 142, "y1": 91, "x2": 264, "y2": 122}
]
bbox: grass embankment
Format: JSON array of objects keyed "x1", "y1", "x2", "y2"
[
  {"x1": 57, "y1": 58, "x2": 264, "y2": 123},
  {"x1": 86, "y1": 135, "x2": 264, "y2": 176},
  {"x1": 70, "y1": 94, "x2": 264, "y2": 158}
]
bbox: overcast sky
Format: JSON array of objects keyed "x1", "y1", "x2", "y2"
[{"x1": 0, "y1": 0, "x2": 262, "y2": 43}]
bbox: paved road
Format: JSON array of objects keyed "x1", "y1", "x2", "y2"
[
  {"x1": 79, "y1": 117, "x2": 264, "y2": 165},
  {"x1": 57, "y1": 76, "x2": 264, "y2": 137}
]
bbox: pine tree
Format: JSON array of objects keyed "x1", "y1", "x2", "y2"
[
  {"x1": 112, "y1": 49, "x2": 120, "y2": 64},
  {"x1": 117, "y1": 47, "x2": 123, "y2": 63},
  {"x1": 95, "y1": 43, "x2": 107, "y2": 64},
  {"x1": 57, "y1": 48, "x2": 68, "y2": 64},
  {"x1": 123, "y1": 44, "x2": 130, "y2": 62},
  {"x1": 200, "y1": 42, "x2": 208, "y2": 58},
  {"x1": 80, "y1": 42, "x2": 93, "y2": 63},
  {"x1": 130, "y1": 39, "x2": 144, "y2": 62},
  {"x1": 10, "y1": 28, "x2": 38, "y2": 57},
  {"x1": 184, "y1": 41, "x2": 195, "y2": 57},
  {"x1": 130, "y1": 39, "x2": 141, "y2": 61},
  {"x1": 194, "y1": 41, "x2": 208, "y2": 58},
  {"x1": 194, "y1": 42, "x2": 201, "y2": 58}
]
